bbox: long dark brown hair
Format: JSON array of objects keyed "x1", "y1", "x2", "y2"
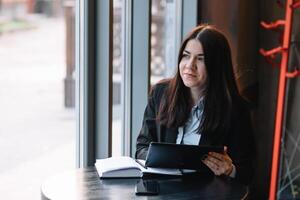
[{"x1": 157, "y1": 24, "x2": 241, "y2": 136}]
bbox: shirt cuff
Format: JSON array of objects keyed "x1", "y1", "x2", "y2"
[{"x1": 229, "y1": 164, "x2": 236, "y2": 178}]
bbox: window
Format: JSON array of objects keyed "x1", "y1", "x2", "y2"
[
  {"x1": 112, "y1": 0, "x2": 123, "y2": 156},
  {"x1": 84, "y1": 0, "x2": 198, "y2": 163},
  {"x1": 150, "y1": 0, "x2": 181, "y2": 85},
  {"x1": 0, "y1": 1, "x2": 76, "y2": 199}
]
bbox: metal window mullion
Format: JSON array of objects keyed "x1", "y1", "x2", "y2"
[
  {"x1": 75, "y1": 0, "x2": 98, "y2": 167},
  {"x1": 75, "y1": 0, "x2": 82, "y2": 168},
  {"x1": 122, "y1": 0, "x2": 133, "y2": 156},
  {"x1": 130, "y1": 0, "x2": 152, "y2": 156},
  {"x1": 95, "y1": 0, "x2": 113, "y2": 159},
  {"x1": 85, "y1": 0, "x2": 97, "y2": 166},
  {"x1": 75, "y1": 0, "x2": 85, "y2": 168},
  {"x1": 175, "y1": 0, "x2": 183, "y2": 55}
]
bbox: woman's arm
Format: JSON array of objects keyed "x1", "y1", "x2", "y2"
[
  {"x1": 202, "y1": 101, "x2": 254, "y2": 185},
  {"x1": 227, "y1": 102, "x2": 255, "y2": 184},
  {"x1": 135, "y1": 84, "x2": 164, "y2": 159}
]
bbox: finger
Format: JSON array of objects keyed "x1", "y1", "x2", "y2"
[
  {"x1": 217, "y1": 166, "x2": 226, "y2": 175},
  {"x1": 208, "y1": 152, "x2": 223, "y2": 161},
  {"x1": 208, "y1": 152, "x2": 231, "y2": 163},
  {"x1": 217, "y1": 161, "x2": 232, "y2": 176},
  {"x1": 223, "y1": 146, "x2": 233, "y2": 162},
  {"x1": 205, "y1": 155, "x2": 223, "y2": 167},
  {"x1": 209, "y1": 150, "x2": 229, "y2": 158},
  {"x1": 205, "y1": 158, "x2": 230, "y2": 176},
  {"x1": 202, "y1": 159, "x2": 220, "y2": 175},
  {"x1": 203, "y1": 154, "x2": 233, "y2": 176},
  {"x1": 209, "y1": 152, "x2": 232, "y2": 163},
  {"x1": 225, "y1": 164, "x2": 234, "y2": 176},
  {"x1": 206, "y1": 154, "x2": 233, "y2": 175},
  {"x1": 203, "y1": 157, "x2": 219, "y2": 169}
]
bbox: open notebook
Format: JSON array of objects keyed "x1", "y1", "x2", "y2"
[{"x1": 95, "y1": 156, "x2": 196, "y2": 178}]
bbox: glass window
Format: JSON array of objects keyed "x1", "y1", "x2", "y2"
[
  {"x1": 150, "y1": 0, "x2": 180, "y2": 85},
  {"x1": 0, "y1": 1, "x2": 76, "y2": 199},
  {"x1": 112, "y1": 0, "x2": 123, "y2": 156}
]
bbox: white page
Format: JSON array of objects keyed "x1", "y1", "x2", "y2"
[
  {"x1": 136, "y1": 159, "x2": 196, "y2": 175},
  {"x1": 95, "y1": 156, "x2": 140, "y2": 173}
]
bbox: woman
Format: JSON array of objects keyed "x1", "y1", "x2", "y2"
[{"x1": 135, "y1": 24, "x2": 254, "y2": 185}]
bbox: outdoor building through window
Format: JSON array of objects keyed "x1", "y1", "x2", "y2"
[
  {"x1": 151, "y1": 0, "x2": 180, "y2": 85},
  {"x1": 111, "y1": 0, "x2": 180, "y2": 156},
  {"x1": 112, "y1": 0, "x2": 123, "y2": 157},
  {"x1": 0, "y1": 0, "x2": 76, "y2": 199}
]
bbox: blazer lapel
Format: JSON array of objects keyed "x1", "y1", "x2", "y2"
[{"x1": 164, "y1": 127, "x2": 178, "y2": 143}]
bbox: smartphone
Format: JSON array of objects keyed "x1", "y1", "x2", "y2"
[{"x1": 135, "y1": 180, "x2": 160, "y2": 195}]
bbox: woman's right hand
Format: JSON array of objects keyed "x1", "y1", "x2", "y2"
[{"x1": 201, "y1": 146, "x2": 234, "y2": 176}]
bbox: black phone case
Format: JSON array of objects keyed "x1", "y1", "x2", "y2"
[{"x1": 135, "y1": 180, "x2": 159, "y2": 195}]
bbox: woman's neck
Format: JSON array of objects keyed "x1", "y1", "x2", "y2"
[{"x1": 190, "y1": 87, "x2": 205, "y2": 105}]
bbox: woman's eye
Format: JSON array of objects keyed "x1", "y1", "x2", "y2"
[
  {"x1": 182, "y1": 54, "x2": 189, "y2": 58},
  {"x1": 198, "y1": 57, "x2": 204, "y2": 61}
]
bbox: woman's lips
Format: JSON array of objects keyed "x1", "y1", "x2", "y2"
[{"x1": 183, "y1": 73, "x2": 196, "y2": 79}]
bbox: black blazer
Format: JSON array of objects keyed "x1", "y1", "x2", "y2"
[{"x1": 135, "y1": 81, "x2": 254, "y2": 185}]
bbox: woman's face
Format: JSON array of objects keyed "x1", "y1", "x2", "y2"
[{"x1": 179, "y1": 39, "x2": 207, "y2": 91}]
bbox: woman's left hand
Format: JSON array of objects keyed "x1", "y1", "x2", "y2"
[{"x1": 202, "y1": 146, "x2": 233, "y2": 176}]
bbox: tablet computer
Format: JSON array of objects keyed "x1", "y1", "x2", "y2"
[{"x1": 145, "y1": 142, "x2": 224, "y2": 170}]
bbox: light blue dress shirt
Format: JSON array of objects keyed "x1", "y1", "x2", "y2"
[{"x1": 176, "y1": 98, "x2": 204, "y2": 145}]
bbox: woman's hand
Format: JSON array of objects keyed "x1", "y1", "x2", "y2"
[{"x1": 202, "y1": 146, "x2": 234, "y2": 176}]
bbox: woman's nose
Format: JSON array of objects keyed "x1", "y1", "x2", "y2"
[{"x1": 186, "y1": 57, "x2": 196, "y2": 69}]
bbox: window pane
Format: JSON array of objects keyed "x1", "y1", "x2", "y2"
[
  {"x1": 112, "y1": 0, "x2": 123, "y2": 156},
  {"x1": 151, "y1": 0, "x2": 178, "y2": 85},
  {"x1": 0, "y1": 1, "x2": 76, "y2": 199}
]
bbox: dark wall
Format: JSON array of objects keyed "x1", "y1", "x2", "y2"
[
  {"x1": 254, "y1": 0, "x2": 282, "y2": 198},
  {"x1": 199, "y1": 0, "x2": 300, "y2": 199},
  {"x1": 200, "y1": 0, "x2": 258, "y2": 101}
]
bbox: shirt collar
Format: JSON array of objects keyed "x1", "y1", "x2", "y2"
[
  {"x1": 193, "y1": 96, "x2": 205, "y2": 110},
  {"x1": 192, "y1": 96, "x2": 205, "y2": 119}
]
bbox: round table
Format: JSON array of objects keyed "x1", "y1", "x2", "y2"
[{"x1": 41, "y1": 167, "x2": 248, "y2": 200}]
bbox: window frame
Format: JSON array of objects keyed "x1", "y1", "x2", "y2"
[{"x1": 76, "y1": 0, "x2": 199, "y2": 166}]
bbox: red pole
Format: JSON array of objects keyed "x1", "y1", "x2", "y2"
[{"x1": 269, "y1": 0, "x2": 294, "y2": 199}]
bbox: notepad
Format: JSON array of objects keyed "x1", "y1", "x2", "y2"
[{"x1": 95, "y1": 156, "x2": 195, "y2": 178}]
